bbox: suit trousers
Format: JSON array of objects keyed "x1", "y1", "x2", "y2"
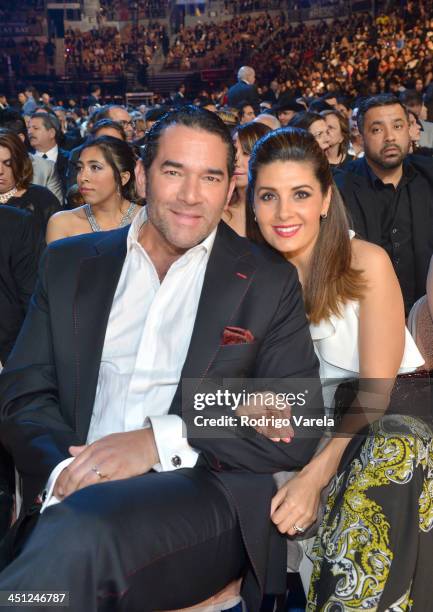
[{"x1": 0, "y1": 468, "x2": 247, "y2": 612}]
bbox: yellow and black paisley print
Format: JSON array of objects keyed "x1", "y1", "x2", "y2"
[{"x1": 307, "y1": 415, "x2": 433, "y2": 611}]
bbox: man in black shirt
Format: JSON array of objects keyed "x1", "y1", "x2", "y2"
[{"x1": 335, "y1": 94, "x2": 433, "y2": 314}]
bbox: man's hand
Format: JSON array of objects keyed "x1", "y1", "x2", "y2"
[{"x1": 54, "y1": 429, "x2": 159, "y2": 500}]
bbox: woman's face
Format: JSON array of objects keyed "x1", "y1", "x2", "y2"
[
  {"x1": 408, "y1": 114, "x2": 421, "y2": 143},
  {"x1": 253, "y1": 160, "x2": 330, "y2": 262},
  {"x1": 0, "y1": 146, "x2": 16, "y2": 194},
  {"x1": 77, "y1": 146, "x2": 119, "y2": 206},
  {"x1": 324, "y1": 114, "x2": 343, "y2": 147},
  {"x1": 309, "y1": 119, "x2": 331, "y2": 151},
  {"x1": 233, "y1": 135, "x2": 249, "y2": 190}
]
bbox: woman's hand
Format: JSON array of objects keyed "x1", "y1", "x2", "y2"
[{"x1": 271, "y1": 470, "x2": 323, "y2": 537}]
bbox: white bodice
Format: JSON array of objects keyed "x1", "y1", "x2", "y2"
[{"x1": 310, "y1": 299, "x2": 424, "y2": 380}]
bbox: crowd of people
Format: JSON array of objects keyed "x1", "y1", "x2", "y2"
[
  {"x1": 1, "y1": 60, "x2": 433, "y2": 608},
  {"x1": 64, "y1": 22, "x2": 167, "y2": 77},
  {"x1": 1, "y1": 0, "x2": 433, "y2": 606},
  {"x1": 98, "y1": 0, "x2": 170, "y2": 22},
  {"x1": 164, "y1": 0, "x2": 433, "y2": 104},
  {"x1": 165, "y1": 11, "x2": 287, "y2": 70}
]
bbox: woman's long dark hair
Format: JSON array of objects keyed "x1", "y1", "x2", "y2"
[{"x1": 246, "y1": 127, "x2": 366, "y2": 323}]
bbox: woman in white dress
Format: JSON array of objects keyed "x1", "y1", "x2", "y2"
[{"x1": 246, "y1": 127, "x2": 433, "y2": 611}]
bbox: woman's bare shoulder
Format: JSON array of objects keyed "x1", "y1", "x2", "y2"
[
  {"x1": 351, "y1": 237, "x2": 392, "y2": 274},
  {"x1": 49, "y1": 206, "x2": 88, "y2": 225}
]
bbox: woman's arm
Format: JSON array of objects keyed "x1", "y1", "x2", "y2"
[{"x1": 271, "y1": 240, "x2": 406, "y2": 535}]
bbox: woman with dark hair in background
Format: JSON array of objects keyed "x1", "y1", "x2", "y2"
[
  {"x1": 0, "y1": 129, "x2": 60, "y2": 251},
  {"x1": 321, "y1": 108, "x2": 354, "y2": 168},
  {"x1": 222, "y1": 121, "x2": 270, "y2": 236},
  {"x1": 288, "y1": 111, "x2": 331, "y2": 152},
  {"x1": 246, "y1": 127, "x2": 431, "y2": 609},
  {"x1": 407, "y1": 109, "x2": 433, "y2": 157},
  {"x1": 46, "y1": 136, "x2": 140, "y2": 242}
]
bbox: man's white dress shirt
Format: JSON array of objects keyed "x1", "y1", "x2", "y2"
[
  {"x1": 34, "y1": 145, "x2": 58, "y2": 163},
  {"x1": 42, "y1": 206, "x2": 216, "y2": 510}
]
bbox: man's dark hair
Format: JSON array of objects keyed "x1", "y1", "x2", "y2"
[
  {"x1": 144, "y1": 107, "x2": 169, "y2": 123},
  {"x1": 357, "y1": 94, "x2": 408, "y2": 133},
  {"x1": 90, "y1": 84, "x2": 101, "y2": 94},
  {"x1": 288, "y1": 111, "x2": 323, "y2": 131},
  {"x1": 336, "y1": 96, "x2": 352, "y2": 111},
  {"x1": 88, "y1": 105, "x2": 112, "y2": 128},
  {"x1": 30, "y1": 111, "x2": 61, "y2": 142},
  {"x1": 237, "y1": 100, "x2": 254, "y2": 116},
  {"x1": 141, "y1": 105, "x2": 236, "y2": 178},
  {"x1": 309, "y1": 99, "x2": 332, "y2": 113},
  {"x1": 399, "y1": 90, "x2": 423, "y2": 108},
  {"x1": 322, "y1": 92, "x2": 338, "y2": 102}
]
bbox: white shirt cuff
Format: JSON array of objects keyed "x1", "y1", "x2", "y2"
[
  {"x1": 148, "y1": 414, "x2": 199, "y2": 472},
  {"x1": 40, "y1": 457, "x2": 74, "y2": 513}
]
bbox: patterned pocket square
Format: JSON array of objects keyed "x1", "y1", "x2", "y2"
[{"x1": 221, "y1": 326, "x2": 255, "y2": 345}]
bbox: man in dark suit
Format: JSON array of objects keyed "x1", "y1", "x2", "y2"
[
  {"x1": 172, "y1": 83, "x2": 188, "y2": 106},
  {"x1": 0, "y1": 206, "x2": 38, "y2": 540},
  {"x1": 228, "y1": 66, "x2": 260, "y2": 111},
  {"x1": 0, "y1": 107, "x2": 322, "y2": 611},
  {"x1": 335, "y1": 94, "x2": 433, "y2": 314},
  {"x1": 27, "y1": 111, "x2": 70, "y2": 198},
  {"x1": 84, "y1": 84, "x2": 102, "y2": 110}
]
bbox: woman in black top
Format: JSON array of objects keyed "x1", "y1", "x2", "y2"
[
  {"x1": 0, "y1": 129, "x2": 60, "y2": 251},
  {"x1": 0, "y1": 205, "x2": 38, "y2": 539}
]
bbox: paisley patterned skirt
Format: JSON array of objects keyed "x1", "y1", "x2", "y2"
[{"x1": 306, "y1": 415, "x2": 433, "y2": 611}]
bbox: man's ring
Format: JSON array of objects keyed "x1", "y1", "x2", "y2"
[
  {"x1": 91, "y1": 466, "x2": 104, "y2": 479},
  {"x1": 293, "y1": 524, "x2": 306, "y2": 534}
]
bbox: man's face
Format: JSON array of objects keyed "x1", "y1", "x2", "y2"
[
  {"x1": 28, "y1": 117, "x2": 56, "y2": 151},
  {"x1": 277, "y1": 109, "x2": 295, "y2": 126},
  {"x1": 325, "y1": 97, "x2": 338, "y2": 107},
  {"x1": 143, "y1": 124, "x2": 235, "y2": 251},
  {"x1": 108, "y1": 107, "x2": 135, "y2": 141},
  {"x1": 362, "y1": 104, "x2": 410, "y2": 170},
  {"x1": 240, "y1": 105, "x2": 255, "y2": 124},
  {"x1": 247, "y1": 70, "x2": 256, "y2": 85}
]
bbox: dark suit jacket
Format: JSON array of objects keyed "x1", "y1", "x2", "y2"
[
  {"x1": 55, "y1": 148, "x2": 70, "y2": 196},
  {"x1": 227, "y1": 80, "x2": 260, "y2": 110},
  {"x1": 0, "y1": 222, "x2": 322, "y2": 609},
  {"x1": 0, "y1": 207, "x2": 38, "y2": 364},
  {"x1": 335, "y1": 155, "x2": 433, "y2": 304}
]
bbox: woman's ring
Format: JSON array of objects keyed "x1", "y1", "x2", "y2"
[
  {"x1": 91, "y1": 466, "x2": 104, "y2": 479},
  {"x1": 293, "y1": 524, "x2": 306, "y2": 534}
]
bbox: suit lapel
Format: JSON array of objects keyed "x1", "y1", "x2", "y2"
[
  {"x1": 169, "y1": 222, "x2": 257, "y2": 416},
  {"x1": 73, "y1": 228, "x2": 128, "y2": 440}
]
